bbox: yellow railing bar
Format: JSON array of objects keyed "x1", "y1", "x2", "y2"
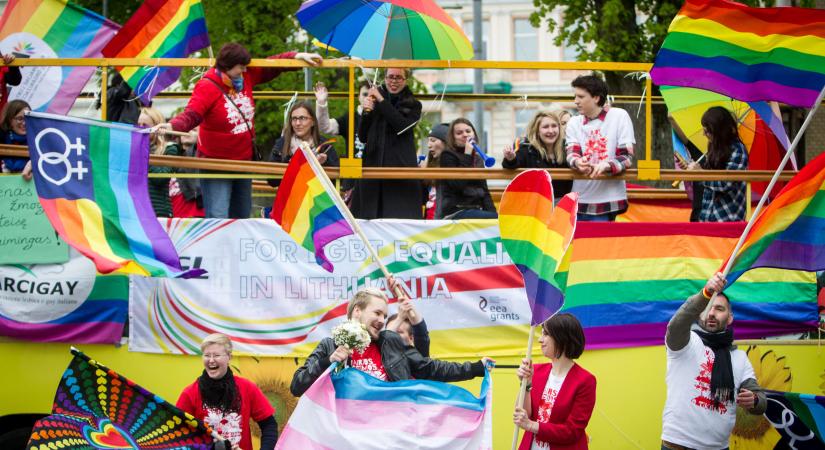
[{"x1": 9, "y1": 58, "x2": 652, "y2": 71}]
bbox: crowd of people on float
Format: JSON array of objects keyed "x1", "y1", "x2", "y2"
[
  {"x1": 0, "y1": 42, "x2": 752, "y2": 223},
  {"x1": 0, "y1": 44, "x2": 771, "y2": 450}
]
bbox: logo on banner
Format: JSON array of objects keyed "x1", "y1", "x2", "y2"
[
  {"x1": 0, "y1": 256, "x2": 94, "y2": 323},
  {"x1": 478, "y1": 295, "x2": 520, "y2": 322},
  {"x1": 0, "y1": 32, "x2": 61, "y2": 111},
  {"x1": 34, "y1": 127, "x2": 88, "y2": 185}
]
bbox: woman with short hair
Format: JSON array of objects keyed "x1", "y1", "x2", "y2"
[
  {"x1": 177, "y1": 333, "x2": 278, "y2": 450},
  {"x1": 158, "y1": 43, "x2": 321, "y2": 218},
  {"x1": 513, "y1": 313, "x2": 597, "y2": 450}
]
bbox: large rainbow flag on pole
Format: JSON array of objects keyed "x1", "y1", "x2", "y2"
[
  {"x1": 558, "y1": 222, "x2": 817, "y2": 348},
  {"x1": 722, "y1": 150, "x2": 825, "y2": 285},
  {"x1": 278, "y1": 364, "x2": 492, "y2": 449},
  {"x1": 102, "y1": 0, "x2": 210, "y2": 105},
  {"x1": 271, "y1": 145, "x2": 355, "y2": 273},
  {"x1": 498, "y1": 170, "x2": 578, "y2": 325},
  {"x1": 650, "y1": 0, "x2": 825, "y2": 108},
  {"x1": 0, "y1": 0, "x2": 119, "y2": 114},
  {"x1": 28, "y1": 349, "x2": 215, "y2": 449},
  {"x1": 25, "y1": 112, "x2": 204, "y2": 278}
]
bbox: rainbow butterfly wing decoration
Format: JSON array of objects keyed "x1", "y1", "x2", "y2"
[{"x1": 27, "y1": 349, "x2": 214, "y2": 449}]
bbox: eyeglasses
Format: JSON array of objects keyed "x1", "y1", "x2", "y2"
[
  {"x1": 202, "y1": 353, "x2": 227, "y2": 360},
  {"x1": 291, "y1": 116, "x2": 311, "y2": 123},
  {"x1": 385, "y1": 75, "x2": 406, "y2": 81},
  {"x1": 12, "y1": 116, "x2": 25, "y2": 124}
]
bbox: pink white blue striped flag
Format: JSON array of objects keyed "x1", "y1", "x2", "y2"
[{"x1": 277, "y1": 365, "x2": 492, "y2": 449}]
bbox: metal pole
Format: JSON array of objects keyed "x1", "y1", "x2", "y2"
[
  {"x1": 473, "y1": 0, "x2": 484, "y2": 146},
  {"x1": 304, "y1": 42, "x2": 312, "y2": 92}
]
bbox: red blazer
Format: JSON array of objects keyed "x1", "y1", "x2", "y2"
[{"x1": 518, "y1": 362, "x2": 597, "y2": 450}]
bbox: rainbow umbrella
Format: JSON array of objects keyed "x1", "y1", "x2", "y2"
[
  {"x1": 296, "y1": 0, "x2": 473, "y2": 60},
  {"x1": 661, "y1": 86, "x2": 793, "y2": 198}
]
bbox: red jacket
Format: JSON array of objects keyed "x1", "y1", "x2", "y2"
[
  {"x1": 518, "y1": 362, "x2": 597, "y2": 450},
  {"x1": 170, "y1": 51, "x2": 296, "y2": 160}
]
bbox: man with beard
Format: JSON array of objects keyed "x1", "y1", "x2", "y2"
[
  {"x1": 352, "y1": 68, "x2": 424, "y2": 219},
  {"x1": 290, "y1": 287, "x2": 492, "y2": 396},
  {"x1": 661, "y1": 273, "x2": 766, "y2": 450}
]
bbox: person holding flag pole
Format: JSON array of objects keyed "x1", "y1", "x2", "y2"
[{"x1": 497, "y1": 169, "x2": 582, "y2": 449}]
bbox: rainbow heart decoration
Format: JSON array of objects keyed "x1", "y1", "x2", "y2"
[{"x1": 82, "y1": 419, "x2": 138, "y2": 449}]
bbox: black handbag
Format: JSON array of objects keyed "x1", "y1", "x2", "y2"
[{"x1": 205, "y1": 77, "x2": 262, "y2": 161}]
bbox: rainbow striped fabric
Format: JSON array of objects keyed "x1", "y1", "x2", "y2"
[
  {"x1": 271, "y1": 147, "x2": 354, "y2": 273},
  {"x1": 558, "y1": 222, "x2": 818, "y2": 348},
  {"x1": 0, "y1": 0, "x2": 118, "y2": 113},
  {"x1": 724, "y1": 150, "x2": 825, "y2": 285},
  {"x1": 650, "y1": 0, "x2": 825, "y2": 108},
  {"x1": 278, "y1": 364, "x2": 492, "y2": 449},
  {"x1": 29, "y1": 349, "x2": 214, "y2": 450},
  {"x1": 26, "y1": 112, "x2": 203, "y2": 278},
  {"x1": 499, "y1": 170, "x2": 578, "y2": 325},
  {"x1": 0, "y1": 256, "x2": 128, "y2": 344},
  {"x1": 102, "y1": 0, "x2": 209, "y2": 105}
]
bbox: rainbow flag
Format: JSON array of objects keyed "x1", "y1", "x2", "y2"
[
  {"x1": 271, "y1": 146, "x2": 355, "y2": 273},
  {"x1": 499, "y1": 169, "x2": 578, "y2": 325},
  {"x1": 650, "y1": 0, "x2": 825, "y2": 108},
  {"x1": 28, "y1": 349, "x2": 214, "y2": 449},
  {"x1": 764, "y1": 390, "x2": 825, "y2": 449},
  {"x1": 102, "y1": 0, "x2": 210, "y2": 105},
  {"x1": 558, "y1": 222, "x2": 818, "y2": 348},
  {"x1": 0, "y1": 0, "x2": 119, "y2": 113},
  {"x1": 723, "y1": 151, "x2": 825, "y2": 285},
  {"x1": 26, "y1": 112, "x2": 204, "y2": 278},
  {"x1": 278, "y1": 364, "x2": 492, "y2": 449}
]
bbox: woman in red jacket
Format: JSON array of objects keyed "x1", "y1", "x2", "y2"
[
  {"x1": 514, "y1": 313, "x2": 597, "y2": 450},
  {"x1": 158, "y1": 43, "x2": 321, "y2": 218}
]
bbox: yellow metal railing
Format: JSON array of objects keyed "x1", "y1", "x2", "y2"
[{"x1": 9, "y1": 58, "x2": 658, "y2": 178}]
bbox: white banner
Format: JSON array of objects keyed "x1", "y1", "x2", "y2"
[{"x1": 129, "y1": 219, "x2": 531, "y2": 357}]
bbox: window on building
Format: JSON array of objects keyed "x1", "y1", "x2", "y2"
[
  {"x1": 515, "y1": 108, "x2": 537, "y2": 138},
  {"x1": 513, "y1": 19, "x2": 538, "y2": 61},
  {"x1": 463, "y1": 20, "x2": 490, "y2": 59}
]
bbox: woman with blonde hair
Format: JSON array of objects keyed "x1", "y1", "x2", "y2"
[
  {"x1": 503, "y1": 110, "x2": 572, "y2": 198},
  {"x1": 139, "y1": 107, "x2": 176, "y2": 217},
  {"x1": 177, "y1": 333, "x2": 278, "y2": 450}
]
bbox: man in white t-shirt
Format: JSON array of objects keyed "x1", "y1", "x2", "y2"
[
  {"x1": 661, "y1": 273, "x2": 766, "y2": 450},
  {"x1": 565, "y1": 75, "x2": 635, "y2": 221}
]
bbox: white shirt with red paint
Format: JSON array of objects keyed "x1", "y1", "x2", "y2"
[
  {"x1": 661, "y1": 332, "x2": 756, "y2": 450},
  {"x1": 531, "y1": 372, "x2": 567, "y2": 450},
  {"x1": 350, "y1": 343, "x2": 388, "y2": 381}
]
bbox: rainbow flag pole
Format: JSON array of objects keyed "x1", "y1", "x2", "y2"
[{"x1": 709, "y1": 85, "x2": 825, "y2": 314}]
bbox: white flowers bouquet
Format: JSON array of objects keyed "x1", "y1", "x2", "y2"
[{"x1": 331, "y1": 320, "x2": 371, "y2": 353}]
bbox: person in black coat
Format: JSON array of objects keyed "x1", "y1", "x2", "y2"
[
  {"x1": 502, "y1": 110, "x2": 573, "y2": 199},
  {"x1": 290, "y1": 288, "x2": 491, "y2": 397},
  {"x1": 436, "y1": 118, "x2": 497, "y2": 220},
  {"x1": 267, "y1": 100, "x2": 339, "y2": 188},
  {"x1": 353, "y1": 68, "x2": 423, "y2": 219}
]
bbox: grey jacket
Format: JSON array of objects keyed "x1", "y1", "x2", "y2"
[{"x1": 290, "y1": 330, "x2": 484, "y2": 397}]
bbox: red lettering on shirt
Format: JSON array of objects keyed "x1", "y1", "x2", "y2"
[
  {"x1": 691, "y1": 348, "x2": 727, "y2": 414},
  {"x1": 350, "y1": 343, "x2": 388, "y2": 381}
]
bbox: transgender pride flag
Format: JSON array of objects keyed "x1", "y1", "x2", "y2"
[{"x1": 278, "y1": 365, "x2": 492, "y2": 449}]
